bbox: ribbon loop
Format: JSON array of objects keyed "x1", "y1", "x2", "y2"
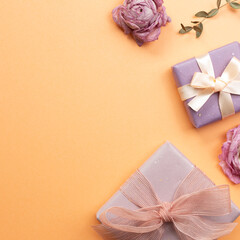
[
  {"x1": 120, "y1": 170, "x2": 160, "y2": 208},
  {"x1": 196, "y1": 54, "x2": 215, "y2": 78},
  {"x1": 178, "y1": 55, "x2": 240, "y2": 118}
]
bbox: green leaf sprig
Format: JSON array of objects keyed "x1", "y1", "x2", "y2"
[{"x1": 179, "y1": 0, "x2": 240, "y2": 38}]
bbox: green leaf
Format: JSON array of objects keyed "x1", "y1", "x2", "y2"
[
  {"x1": 217, "y1": 0, "x2": 222, "y2": 8},
  {"x1": 194, "y1": 22, "x2": 203, "y2": 38},
  {"x1": 179, "y1": 26, "x2": 193, "y2": 34},
  {"x1": 195, "y1": 11, "x2": 208, "y2": 17},
  {"x1": 229, "y1": 2, "x2": 240, "y2": 9},
  {"x1": 207, "y1": 8, "x2": 219, "y2": 17},
  {"x1": 181, "y1": 23, "x2": 186, "y2": 31},
  {"x1": 193, "y1": 26, "x2": 201, "y2": 32}
]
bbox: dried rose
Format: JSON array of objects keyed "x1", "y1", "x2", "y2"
[
  {"x1": 219, "y1": 125, "x2": 240, "y2": 184},
  {"x1": 112, "y1": 0, "x2": 171, "y2": 46}
]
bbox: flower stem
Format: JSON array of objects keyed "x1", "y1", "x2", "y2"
[
  {"x1": 198, "y1": 0, "x2": 239, "y2": 25},
  {"x1": 180, "y1": 0, "x2": 240, "y2": 38}
]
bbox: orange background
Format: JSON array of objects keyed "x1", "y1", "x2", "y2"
[{"x1": 1, "y1": 0, "x2": 240, "y2": 239}]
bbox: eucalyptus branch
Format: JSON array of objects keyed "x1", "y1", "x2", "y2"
[{"x1": 179, "y1": 0, "x2": 240, "y2": 38}]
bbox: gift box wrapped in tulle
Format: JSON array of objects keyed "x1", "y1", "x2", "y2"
[{"x1": 94, "y1": 142, "x2": 240, "y2": 240}]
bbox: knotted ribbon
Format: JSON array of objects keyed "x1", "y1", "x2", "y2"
[
  {"x1": 94, "y1": 168, "x2": 237, "y2": 240},
  {"x1": 178, "y1": 54, "x2": 240, "y2": 118}
]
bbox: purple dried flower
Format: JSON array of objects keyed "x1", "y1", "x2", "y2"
[
  {"x1": 112, "y1": 0, "x2": 171, "y2": 46},
  {"x1": 219, "y1": 125, "x2": 240, "y2": 184}
]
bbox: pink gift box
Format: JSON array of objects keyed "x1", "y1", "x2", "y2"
[{"x1": 96, "y1": 142, "x2": 240, "y2": 240}]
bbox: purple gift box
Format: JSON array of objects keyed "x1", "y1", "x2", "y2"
[
  {"x1": 172, "y1": 42, "x2": 240, "y2": 128},
  {"x1": 96, "y1": 142, "x2": 240, "y2": 240}
]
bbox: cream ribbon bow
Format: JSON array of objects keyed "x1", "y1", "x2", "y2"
[{"x1": 178, "y1": 54, "x2": 240, "y2": 118}]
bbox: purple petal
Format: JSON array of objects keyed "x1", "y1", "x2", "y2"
[
  {"x1": 219, "y1": 125, "x2": 240, "y2": 184},
  {"x1": 153, "y1": 0, "x2": 164, "y2": 8},
  {"x1": 112, "y1": 6, "x2": 132, "y2": 34},
  {"x1": 220, "y1": 160, "x2": 240, "y2": 184}
]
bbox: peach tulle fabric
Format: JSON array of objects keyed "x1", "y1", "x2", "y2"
[{"x1": 94, "y1": 168, "x2": 237, "y2": 240}]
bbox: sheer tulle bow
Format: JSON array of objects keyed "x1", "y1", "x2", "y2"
[
  {"x1": 94, "y1": 168, "x2": 237, "y2": 240},
  {"x1": 178, "y1": 54, "x2": 240, "y2": 118}
]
